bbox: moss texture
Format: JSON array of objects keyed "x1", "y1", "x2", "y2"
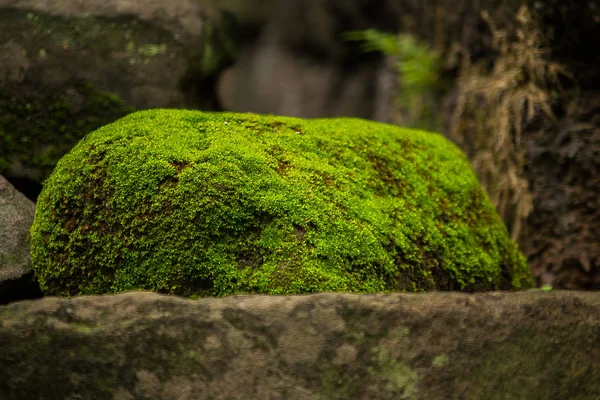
[
  {"x1": 0, "y1": 83, "x2": 134, "y2": 182},
  {"x1": 30, "y1": 109, "x2": 532, "y2": 296}
]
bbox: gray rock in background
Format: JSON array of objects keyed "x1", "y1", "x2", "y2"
[
  {"x1": 0, "y1": 0, "x2": 205, "y2": 108},
  {"x1": 0, "y1": 0, "x2": 208, "y2": 183},
  {"x1": 213, "y1": 0, "x2": 402, "y2": 120},
  {"x1": 217, "y1": 32, "x2": 397, "y2": 120},
  {"x1": 0, "y1": 175, "x2": 35, "y2": 282},
  {"x1": 0, "y1": 0, "x2": 204, "y2": 44}
]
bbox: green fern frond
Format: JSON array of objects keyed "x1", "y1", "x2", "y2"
[
  {"x1": 342, "y1": 30, "x2": 399, "y2": 55},
  {"x1": 343, "y1": 29, "x2": 442, "y2": 130}
]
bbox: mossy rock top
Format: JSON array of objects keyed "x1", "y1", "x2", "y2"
[{"x1": 30, "y1": 109, "x2": 532, "y2": 296}]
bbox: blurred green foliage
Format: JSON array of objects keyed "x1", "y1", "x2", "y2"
[
  {"x1": 344, "y1": 29, "x2": 442, "y2": 130},
  {"x1": 201, "y1": 17, "x2": 239, "y2": 77}
]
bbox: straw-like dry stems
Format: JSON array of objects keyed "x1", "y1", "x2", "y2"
[{"x1": 449, "y1": 6, "x2": 568, "y2": 241}]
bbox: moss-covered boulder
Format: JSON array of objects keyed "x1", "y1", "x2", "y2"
[{"x1": 30, "y1": 109, "x2": 532, "y2": 296}]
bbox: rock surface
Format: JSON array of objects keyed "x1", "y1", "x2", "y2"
[
  {"x1": 0, "y1": 175, "x2": 34, "y2": 282},
  {"x1": 0, "y1": 0, "x2": 204, "y2": 42},
  {"x1": 30, "y1": 109, "x2": 531, "y2": 297},
  {"x1": 1, "y1": 290, "x2": 598, "y2": 399},
  {"x1": 0, "y1": 0, "x2": 206, "y2": 183},
  {"x1": 0, "y1": 175, "x2": 42, "y2": 304}
]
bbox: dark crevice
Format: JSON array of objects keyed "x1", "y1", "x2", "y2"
[
  {"x1": 0, "y1": 272, "x2": 44, "y2": 305},
  {"x1": 2, "y1": 176, "x2": 42, "y2": 202}
]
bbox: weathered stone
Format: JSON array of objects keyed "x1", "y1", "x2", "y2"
[
  {"x1": 0, "y1": 0, "x2": 204, "y2": 46},
  {"x1": 30, "y1": 109, "x2": 531, "y2": 297},
  {"x1": 0, "y1": 291, "x2": 598, "y2": 399},
  {"x1": 0, "y1": 175, "x2": 43, "y2": 304},
  {"x1": 0, "y1": 0, "x2": 207, "y2": 183},
  {"x1": 0, "y1": 175, "x2": 34, "y2": 282}
]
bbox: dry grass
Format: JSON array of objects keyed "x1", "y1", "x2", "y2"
[{"x1": 447, "y1": 6, "x2": 569, "y2": 241}]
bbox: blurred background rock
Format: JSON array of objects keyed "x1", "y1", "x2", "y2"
[{"x1": 0, "y1": 0, "x2": 598, "y2": 290}]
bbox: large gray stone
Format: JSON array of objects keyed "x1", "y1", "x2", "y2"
[
  {"x1": 0, "y1": 0, "x2": 207, "y2": 183},
  {"x1": 0, "y1": 290, "x2": 598, "y2": 399},
  {"x1": 0, "y1": 0, "x2": 205, "y2": 109},
  {"x1": 0, "y1": 175, "x2": 34, "y2": 282},
  {"x1": 0, "y1": 0, "x2": 204, "y2": 45}
]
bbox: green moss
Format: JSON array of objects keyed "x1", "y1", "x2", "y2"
[
  {"x1": 0, "y1": 83, "x2": 133, "y2": 182},
  {"x1": 319, "y1": 325, "x2": 418, "y2": 399},
  {"x1": 30, "y1": 109, "x2": 532, "y2": 296},
  {"x1": 432, "y1": 354, "x2": 449, "y2": 367},
  {"x1": 367, "y1": 328, "x2": 418, "y2": 399}
]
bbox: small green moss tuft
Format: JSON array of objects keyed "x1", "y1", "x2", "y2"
[
  {"x1": 432, "y1": 354, "x2": 449, "y2": 368},
  {"x1": 30, "y1": 109, "x2": 532, "y2": 296}
]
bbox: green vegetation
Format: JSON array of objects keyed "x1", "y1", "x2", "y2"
[
  {"x1": 0, "y1": 83, "x2": 134, "y2": 182},
  {"x1": 432, "y1": 354, "x2": 449, "y2": 368},
  {"x1": 200, "y1": 17, "x2": 239, "y2": 77},
  {"x1": 30, "y1": 109, "x2": 532, "y2": 297},
  {"x1": 344, "y1": 30, "x2": 442, "y2": 130}
]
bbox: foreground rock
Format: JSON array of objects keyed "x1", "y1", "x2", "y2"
[
  {"x1": 0, "y1": 175, "x2": 42, "y2": 304},
  {"x1": 1, "y1": 291, "x2": 598, "y2": 399},
  {"x1": 30, "y1": 109, "x2": 531, "y2": 297}
]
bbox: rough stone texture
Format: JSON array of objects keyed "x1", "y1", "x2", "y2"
[
  {"x1": 0, "y1": 0, "x2": 206, "y2": 183},
  {"x1": 0, "y1": 0, "x2": 204, "y2": 45},
  {"x1": 0, "y1": 175, "x2": 34, "y2": 282},
  {"x1": 30, "y1": 109, "x2": 531, "y2": 297},
  {"x1": 0, "y1": 175, "x2": 42, "y2": 304},
  {"x1": 1, "y1": 291, "x2": 599, "y2": 399}
]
